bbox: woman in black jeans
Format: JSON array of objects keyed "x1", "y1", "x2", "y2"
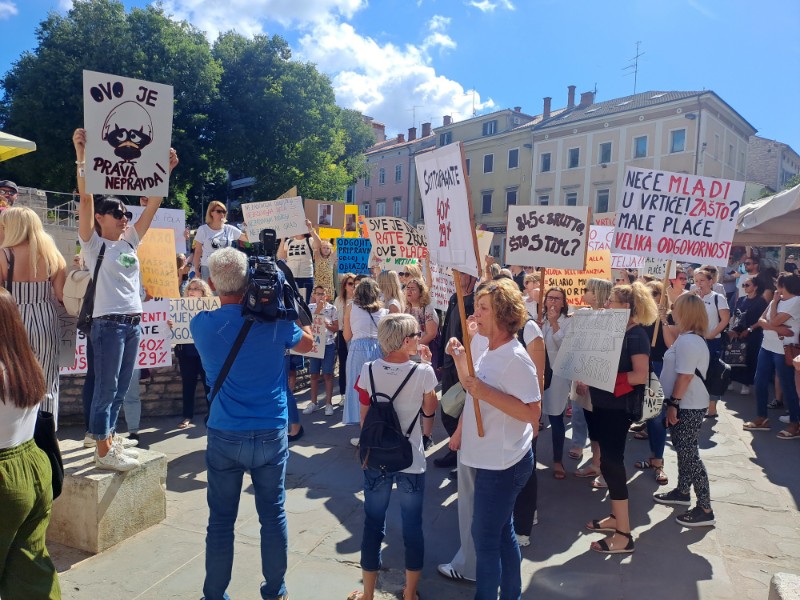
[
  {"x1": 176, "y1": 278, "x2": 212, "y2": 428},
  {"x1": 334, "y1": 273, "x2": 356, "y2": 400},
  {"x1": 581, "y1": 281, "x2": 657, "y2": 554},
  {"x1": 727, "y1": 275, "x2": 767, "y2": 395}
]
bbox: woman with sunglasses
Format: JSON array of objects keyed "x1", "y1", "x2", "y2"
[
  {"x1": 175, "y1": 278, "x2": 213, "y2": 429},
  {"x1": 726, "y1": 276, "x2": 767, "y2": 395},
  {"x1": 73, "y1": 128, "x2": 178, "y2": 472},
  {"x1": 335, "y1": 273, "x2": 357, "y2": 400},
  {"x1": 192, "y1": 201, "x2": 247, "y2": 281}
]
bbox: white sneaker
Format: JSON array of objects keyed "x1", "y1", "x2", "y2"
[
  {"x1": 112, "y1": 436, "x2": 139, "y2": 458},
  {"x1": 350, "y1": 437, "x2": 360, "y2": 447},
  {"x1": 437, "y1": 563, "x2": 475, "y2": 582},
  {"x1": 740, "y1": 385, "x2": 750, "y2": 395},
  {"x1": 302, "y1": 402, "x2": 319, "y2": 415},
  {"x1": 324, "y1": 404, "x2": 334, "y2": 416},
  {"x1": 95, "y1": 446, "x2": 139, "y2": 472},
  {"x1": 83, "y1": 433, "x2": 94, "y2": 448},
  {"x1": 779, "y1": 415, "x2": 791, "y2": 424},
  {"x1": 533, "y1": 510, "x2": 539, "y2": 526},
  {"x1": 116, "y1": 435, "x2": 139, "y2": 448},
  {"x1": 516, "y1": 534, "x2": 530, "y2": 547}
]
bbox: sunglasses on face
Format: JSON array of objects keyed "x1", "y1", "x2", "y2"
[
  {"x1": 399, "y1": 272, "x2": 409, "y2": 277},
  {"x1": 742, "y1": 283, "x2": 753, "y2": 288},
  {"x1": 103, "y1": 208, "x2": 133, "y2": 220},
  {"x1": 212, "y1": 209, "x2": 227, "y2": 215},
  {"x1": 406, "y1": 331, "x2": 424, "y2": 339},
  {"x1": 0, "y1": 189, "x2": 17, "y2": 197}
]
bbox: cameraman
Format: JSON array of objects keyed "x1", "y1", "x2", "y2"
[{"x1": 191, "y1": 247, "x2": 312, "y2": 600}]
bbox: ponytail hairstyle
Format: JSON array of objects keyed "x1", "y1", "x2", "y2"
[
  {"x1": 0, "y1": 288, "x2": 46, "y2": 408},
  {"x1": 611, "y1": 281, "x2": 658, "y2": 325}
]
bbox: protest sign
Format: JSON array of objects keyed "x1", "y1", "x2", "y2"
[
  {"x1": 544, "y1": 250, "x2": 612, "y2": 307},
  {"x1": 128, "y1": 206, "x2": 186, "y2": 253},
  {"x1": 337, "y1": 237, "x2": 372, "y2": 275},
  {"x1": 304, "y1": 199, "x2": 345, "y2": 230},
  {"x1": 414, "y1": 143, "x2": 479, "y2": 277},
  {"x1": 138, "y1": 228, "x2": 180, "y2": 298},
  {"x1": 593, "y1": 212, "x2": 616, "y2": 226},
  {"x1": 60, "y1": 329, "x2": 90, "y2": 375},
  {"x1": 168, "y1": 296, "x2": 221, "y2": 345},
  {"x1": 475, "y1": 229, "x2": 494, "y2": 262},
  {"x1": 344, "y1": 205, "x2": 359, "y2": 238},
  {"x1": 506, "y1": 206, "x2": 590, "y2": 270},
  {"x1": 83, "y1": 70, "x2": 174, "y2": 196},
  {"x1": 366, "y1": 217, "x2": 428, "y2": 272},
  {"x1": 357, "y1": 215, "x2": 369, "y2": 239},
  {"x1": 588, "y1": 225, "x2": 645, "y2": 270},
  {"x1": 241, "y1": 196, "x2": 307, "y2": 240},
  {"x1": 318, "y1": 227, "x2": 342, "y2": 241},
  {"x1": 641, "y1": 258, "x2": 676, "y2": 279},
  {"x1": 291, "y1": 314, "x2": 327, "y2": 359},
  {"x1": 613, "y1": 167, "x2": 744, "y2": 264},
  {"x1": 430, "y1": 263, "x2": 456, "y2": 311},
  {"x1": 56, "y1": 303, "x2": 78, "y2": 369},
  {"x1": 552, "y1": 308, "x2": 630, "y2": 392}
]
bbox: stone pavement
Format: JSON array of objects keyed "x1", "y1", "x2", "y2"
[{"x1": 50, "y1": 387, "x2": 800, "y2": 600}]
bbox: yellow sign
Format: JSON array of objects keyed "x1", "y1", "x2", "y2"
[
  {"x1": 318, "y1": 227, "x2": 342, "y2": 241},
  {"x1": 138, "y1": 228, "x2": 180, "y2": 298},
  {"x1": 545, "y1": 250, "x2": 611, "y2": 308},
  {"x1": 344, "y1": 205, "x2": 359, "y2": 238}
]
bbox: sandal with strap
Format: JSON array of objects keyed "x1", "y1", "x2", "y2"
[
  {"x1": 591, "y1": 530, "x2": 635, "y2": 554},
  {"x1": 585, "y1": 513, "x2": 616, "y2": 533},
  {"x1": 654, "y1": 466, "x2": 668, "y2": 485}
]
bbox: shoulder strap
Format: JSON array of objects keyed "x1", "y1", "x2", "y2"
[
  {"x1": 306, "y1": 236, "x2": 313, "y2": 254},
  {"x1": 3, "y1": 248, "x2": 13, "y2": 290},
  {"x1": 714, "y1": 293, "x2": 720, "y2": 320},
  {"x1": 367, "y1": 362, "x2": 421, "y2": 436},
  {"x1": 209, "y1": 320, "x2": 254, "y2": 405},
  {"x1": 90, "y1": 243, "x2": 106, "y2": 284}
]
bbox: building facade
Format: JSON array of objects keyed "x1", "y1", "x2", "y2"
[{"x1": 746, "y1": 135, "x2": 800, "y2": 194}]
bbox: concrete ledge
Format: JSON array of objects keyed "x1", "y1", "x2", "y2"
[
  {"x1": 47, "y1": 439, "x2": 167, "y2": 554},
  {"x1": 769, "y1": 573, "x2": 800, "y2": 600}
]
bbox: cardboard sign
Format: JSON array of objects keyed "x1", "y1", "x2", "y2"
[
  {"x1": 138, "y1": 228, "x2": 180, "y2": 298},
  {"x1": 552, "y1": 308, "x2": 630, "y2": 392},
  {"x1": 506, "y1": 206, "x2": 590, "y2": 269},
  {"x1": 593, "y1": 212, "x2": 616, "y2": 226},
  {"x1": 344, "y1": 205, "x2": 359, "y2": 238},
  {"x1": 169, "y1": 296, "x2": 221, "y2": 345},
  {"x1": 304, "y1": 199, "x2": 345, "y2": 230},
  {"x1": 613, "y1": 167, "x2": 744, "y2": 264},
  {"x1": 56, "y1": 303, "x2": 78, "y2": 369},
  {"x1": 357, "y1": 214, "x2": 369, "y2": 239},
  {"x1": 365, "y1": 217, "x2": 428, "y2": 272},
  {"x1": 128, "y1": 206, "x2": 186, "y2": 254},
  {"x1": 414, "y1": 143, "x2": 479, "y2": 277},
  {"x1": 241, "y1": 196, "x2": 307, "y2": 241},
  {"x1": 336, "y1": 237, "x2": 372, "y2": 275},
  {"x1": 641, "y1": 258, "x2": 677, "y2": 279},
  {"x1": 545, "y1": 250, "x2": 612, "y2": 307},
  {"x1": 60, "y1": 329, "x2": 90, "y2": 375},
  {"x1": 291, "y1": 314, "x2": 327, "y2": 358},
  {"x1": 475, "y1": 229, "x2": 494, "y2": 262},
  {"x1": 318, "y1": 227, "x2": 342, "y2": 241},
  {"x1": 430, "y1": 262, "x2": 456, "y2": 311},
  {"x1": 83, "y1": 70, "x2": 174, "y2": 196}
]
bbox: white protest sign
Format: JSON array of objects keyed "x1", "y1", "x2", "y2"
[
  {"x1": 552, "y1": 308, "x2": 630, "y2": 392},
  {"x1": 475, "y1": 229, "x2": 494, "y2": 262},
  {"x1": 588, "y1": 225, "x2": 645, "y2": 270},
  {"x1": 415, "y1": 143, "x2": 479, "y2": 277},
  {"x1": 169, "y1": 296, "x2": 221, "y2": 345},
  {"x1": 506, "y1": 205, "x2": 590, "y2": 269},
  {"x1": 60, "y1": 329, "x2": 90, "y2": 375},
  {"x1": 641, "y1": 258, "x2": 676, "y2": 279},
  {"x1": 429, "y1": 263, "x2": 456, "y2": 311},
  {"x1": 129, "y1": 206, "x2": 186, "y2": 254},
  {"x1": 613, "y1": 167, "x2": 744, "y2": 264},
  {"x1": 56, "y1": 302, "x2": 78, "y2": 369},
  {"x1": 241, "y1": 197, "x2": 307, "y2": 241},
  {"x1": 290, "y1": 314, "x2": 327, "y2": 359},
  {"x1": 365, "y1": 217, "x2": 428, "y2": 272},
  {"x1": 83, "y1": 70, "x2": 174, "y2": 196}
]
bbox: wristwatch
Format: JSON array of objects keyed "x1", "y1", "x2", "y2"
[{"x1": 666, "y1": 397, "x2": 681, "y2": 409}]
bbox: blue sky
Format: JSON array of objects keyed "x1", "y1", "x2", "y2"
[{"x1": 1, "y1": 0, "x2": 799, "y2": 152}]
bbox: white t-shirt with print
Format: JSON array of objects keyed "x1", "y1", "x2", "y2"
[
  {"x1": 358, "y1": 359, "x2": 438, "y2": 474},
  {"x1": 660, "y1": 333, "x2": 710, "y2": 410},
  {"x1": 80, "y1": 228, "x2": 142, "y2": 317},
  {"x1": 461, "y1": 335, "x2": 539, "y2": 471},
  {"x1": 700, "y1": 291, "x2": 728, "y2": 339},
  {"x1": 194, "y1": 224, "x2": 243, "y2": 267},
  {"x1": 309, "y1": 302, "x2": 338, "y2": 345},
  {"x1": 762, "y1": 295, "x2": 800, "y2": 354},
  {"x1": 285, "y1": 238, "x2": 314, "y2": 279}
]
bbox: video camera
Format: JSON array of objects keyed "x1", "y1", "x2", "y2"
[{"x1": 242, "y1": 228, "x2": 312, "y2": 325}]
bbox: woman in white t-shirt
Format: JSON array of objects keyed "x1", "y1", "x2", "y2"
[
  {"x1": 378, "y1": 270, "x2": 405, "y2": 314},
  {"x1": 192, "y1": 201, "x2": 246, "y2": 281},
  {"x1": 522, "y1": 272, "x2": 540, "y2": 320},
  {"x1": 350, "y1": 314, "x2": 438, "y2": 600},
  {"x1": 744, "y1": 273, "x2": 800, "y2": 438},
  {"x1": 73, "y1": 128, "x2": 178, "y2": 472},
  {"x1": 446, "y1": 278, "x2": 539, "y2": 599},
  {"x1": 693, "y1": 268, "x2": 730, "y2": 418}
]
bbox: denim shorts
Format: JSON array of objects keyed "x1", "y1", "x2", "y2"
[{"x1": 309, "y1": 344, "x2": 336, "y2": 375}]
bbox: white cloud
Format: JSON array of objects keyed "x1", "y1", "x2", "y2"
[
  {"x1": 466, "y1": 0, "x2": 515, "y2": 12},
  {"x1": 0, "y1": 1, "x2": 18, "y2": 20}
]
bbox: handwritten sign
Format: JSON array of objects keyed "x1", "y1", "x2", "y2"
[
  {"x1": 291, "y1": 314, "x2": 326, "y2": 359},
  {"x1": 337, "y1": 237, "x2": 372, "y2": 275},
  {"x1": 545, "y1": 250, "x2": 612, "y2": 307},
  {"x1": 506, "y1": 205, "x2": 590, "y2": 269},
  {"x1": 241, "y1": 196, "x2": 306, "y2": 241},
  {"x1": 60, "y1": 329, "x2": 89, "y2": 375},
  {"x1": 593, "y1": 212, "x2": 616, "y2": 226},
  {"x1": 430, "y1": 262, "x2": 456, "y2": 311},
  {"x1": 138, "y1": 228, "x2": 180, "y2": 298},
  {"x1": 552, "y1": 308, "x2": 630, "y2": 392},
  {"x1": 56, "y1": 303, "x2": 78, "y2": 369},
  {"x1": 415, "y1": 143, "x2": 479, "y2": 277},
  {"x1": 128, "y1": 206, "x2": 186, "y2": 253},
  {"x1": 586, "y1": 225, "x2": 645, "y2": 270},
  {"x1": 366, "y1": 217, "x2": 428, "y2": 272},
  {"x1": 613, "y1": 167, "x2": 744, "y2": 264},
  {"x1": 641, "y1": 258, "x2": 676, "y2": 279},
  {"x1": 169, "y1": 296, "x2": 221, "y2": 345},
  {"x1": 83, "y1": 70, "x2": 173, "y2": 196}
]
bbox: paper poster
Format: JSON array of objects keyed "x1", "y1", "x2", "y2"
[
  {"x1": 241, "y1": 196, "x2": 307, "y2": 241},
  {"x1": 56, "y1": 303, "x2": 78, "y2": 369},
  {"x1": 128, "y1": 206, "x2": 186, "y2": 254},
  {"x1": 304, "y1": 199, "x2": 345, "y2": 230},
  {"x1": 593, "y1": 212, "x2": 616, "y2": 226},
  {"x1": 544, "y1": 250, "x2": 612, "y2": 307},
  {"x1": 613, "y1": 167, "x2": 744, "y2": 264},
  {"x1": 168, "y1": 296, "x2": 221, "y2": 345},
  {"x1": 318, "y1": 227, "x2": 342, "y2": 241},
  {"x1": 475, "y1": 229, "x2": 494, "y2": 262},
  {"x1": 83, "y1": 70, "x2": 174, "y2": 196},
  {"x1": 344, "y1": 205, "x2": 359, "y2": 238},
  {"x1": 336, "y1": 237, "x2": 372, "y2": 275},
  {"x1": 357, "y1": 214, "x2": 369, "y2": 239},
  {"x1": 365, "y1": 217, "x2": 428, "y2": 272},
  {"x1": 430, "y1": 262, "x2": 456, "y2": 311},
  {"x1": 291, "y1": 314, "x2": 327, "y2": 358},
  {"x1": 506, "y1": 205, "x2": 590, "y2": 270},
  {"x1": 414, "y1": 143, "x2": 479, "y2": 277},
  {"x1": 552, "y1": 308, "x2": 630, "y2": 392},
  {"x1": 589, "y1": 225, "x2": 645, "y2": 270},
  {"x1": 138, "y1": 228, "x2": 180, "y2": 298},
  {"x1": 59, "y1": 329, "x2": 88, "y2": 374},
  {"x1": 641, "y1": 258, "x2": 677, "y2": 279}
]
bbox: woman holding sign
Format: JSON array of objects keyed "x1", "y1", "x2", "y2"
[{"x1": 73, "y1": 128, "x2": 178, "y2": 472}]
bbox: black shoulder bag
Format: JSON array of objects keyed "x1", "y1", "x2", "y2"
[
  {"x1": 77, "y1": 243, "x2": 106, "y2": 336},
  {"x1": 205, "y1": 320, "x2": 254, "y2": 423}
]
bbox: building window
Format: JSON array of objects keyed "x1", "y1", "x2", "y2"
[
  {"x1": 362, "y1": 203, "x2": 370, "y2": 217},
  {"x1": 670, "y1": 129, "x2": 686, "y2": 153},
  {"x1": 538, "y1": 194, "x2": 549, "y2": 206},
  {"x1": 379, "y1": 168, "x2": 385, "y2": 185},
  {"x1": 565, "y1": 192, "x2": 578, "y2": 206},
  {"x1": 393, "y1": 197, "x2": 401, "y2": 217},
  {"x1": 346, "y1": 188, "x2": 354, "y2": 203},
  {"x1": 506, "y1": 188, "x2": 518, "y2": 210},
  {"x1": 714, "y1": 134, "x2": 720, "y2": 159},
  {"x1": 738, "y1": 151, "x2": 745, "y2": 173},
  {"x1": 508, "y1": 148, "x2": 519, "y2": 169},
  {"x1": 440, "y1": 131, "x2": 452, "y2": 146},
  {"x1": 481, "y1": 192, "x2": 492, "y2": 214},
  {"x1": 484, "y1": 154, "x2": 494, "y2": 173},
  {"x1": 540, "y1": 153, "x2": 551, "y2": 173},
  {"x1": 395, "y1": 164, "x2": 402, "y2": 182},
  {"x1": 596, "y1": 189, "x2": 610, "y2": 213},
  {"x1": 482, "y1": 120, "x2": 498, "y2": 136},
  {"x1": 633, "y1": 136, "x2": 647, "y2": 159},
  {"x1": 568, "y1": 148, "x2": 580, "y2": 169},
  {"x1": 599, "y1": 142, "x2": 612, "y2": 164},
  {"x1": 465, "y1": 158, "x2": 471, "y2": 176},
  {"x1": 492, "y1": 244, "x2": 500, "y2": 258},
  {"x1": 364, "y1": 174, "x2": 370, "y2": 187},
  {"x1": 727, "y1": 144, "x2": 734, "y2": 166},
  {"x1": 376, "y1": 199, "x2": 386, "y2": 216}
]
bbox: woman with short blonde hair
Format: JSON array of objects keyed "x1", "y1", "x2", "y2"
[{"x1": 193, "y1": 200, "x2": 247, "y2": 280}]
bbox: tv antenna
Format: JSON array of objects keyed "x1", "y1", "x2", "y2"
[
  {"x1": 623, "y1": 41, "x2": 645, "y2": 94},
  {"x1": 408, "y1": 105, "x2": 423, "y2": 128},
  {"x1": 464, "y1": 88, "x2": 477, "y2": 116}
]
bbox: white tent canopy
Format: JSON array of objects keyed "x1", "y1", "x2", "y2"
[
  {"x1": 734, "y1": 184, "x2": 800, "y2": 246},
  {"x1": 0, "y1": 131, "x2": 36, "y2": 162}
]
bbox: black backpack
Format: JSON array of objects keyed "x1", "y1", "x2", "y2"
[
  {"x1": 359, "y1": 363, "x2": 420, "y2": 472},
  {"x1": 518, "y1": 318, "x2": 552, "y2": 390},
  {"x1": 693, "y1": 334, "x2": 731, "y2": 396}
]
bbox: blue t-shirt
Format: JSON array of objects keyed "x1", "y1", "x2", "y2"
[{"x1": 191, "y1": 304, "x2": 303, "y2": 430}]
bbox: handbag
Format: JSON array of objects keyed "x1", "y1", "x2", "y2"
[
  {"x1": 440, "y1": 382, "x2": 466, "y2": 418},
  {"x1": 76, "y1": 244, "x2": 106, "y2": 335},
  {"x1": 723, "y1": 339, "x2": 749, "y2": 367},
  {"x1": 785, "y1": 343, "x2": 800, "y2": 368},
  {"x1": 641, "y1": 370, "x2": 665, "y2": 421},
  {"x1": 33, "y1": 411, "x2": 64, "y2": 500}
]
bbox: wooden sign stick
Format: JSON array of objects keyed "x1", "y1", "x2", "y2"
[
  {"x1": 453, "y1": 268, "x2": 484, "y2": 437},
  {"x1": 652, "y1": 259, "x2": 673, "y2": 346},
  {"x1": 539, "y1": 267, "x2": 547, "y2": 324}
]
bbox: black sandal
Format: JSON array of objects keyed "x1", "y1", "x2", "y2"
[
  {"x1": 585, "y1": 513, "x2": 616, "y2": 533},
  {"x1": 591, "y1": 530, "x2": 635, "y2": 554}
]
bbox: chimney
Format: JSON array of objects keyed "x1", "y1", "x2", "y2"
[
  {"x1": 408, "y1": 127, "x2": 417, "y2": 142},
  {"x1": 579, "y1": 91, "x2": 594, "y2": 108},
  {"x1": 543, "y1": 97, "x2": 552, "y2": 119},
  {"x1": 443, "y1": 115, "x2": 452, "y2": 126},
  {"x1": 421, "y1": 122, "x2": 431, "y2": 137},
  {"x1": 567, "y1": 85, "x2": 576, "y2": 109},
  {"x1": 397, "y1": 133, "x2": 405, "y2": 143},
  {"x1": 514, "y1": 106, "x2": 521, "y2": 113}
]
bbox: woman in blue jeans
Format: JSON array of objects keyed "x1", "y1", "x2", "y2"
[
  {"x1": 349, "y1": 314, "x2": 438, "y2": 600},
  {"x1": 447, "y1": 278, "x2": 539, "y2": 600},
  {"x1": 74, "y1": 128, "x2": 178, "y2": 472}
]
